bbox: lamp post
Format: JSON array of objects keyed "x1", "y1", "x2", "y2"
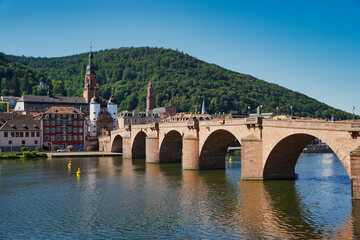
[
  {"x1": 276, "y1": 107, "x2": 279, "y2": 116},
  {"x1": 248, "y1": 106, "x2": 250, "y2": 115},
  {"x1": 290, "y1": 106, "x2": 293, "y2": 119},
  {"x1": 352, "y1": 106, "x2": 355, "y2": 122}
]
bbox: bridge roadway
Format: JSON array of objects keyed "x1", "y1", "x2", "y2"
[{"x1": 99, "y1": 117, "x2": 360, "y2": 199}]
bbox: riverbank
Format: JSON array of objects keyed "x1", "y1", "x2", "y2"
[
  {"x1": 0, "y1": 151, "x2": 47, "y2": 159},
  {"x1": 47, "y1": 151, "x2": 122, "y2": 158}
]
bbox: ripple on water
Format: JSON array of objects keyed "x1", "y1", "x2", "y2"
[{"x1": 0, "y1": 154, "x2": 356, "y2": 239}]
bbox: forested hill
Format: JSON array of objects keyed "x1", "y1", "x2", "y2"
[{"x1": 2, "y1": 47, "x2": 352, "y2": 119}]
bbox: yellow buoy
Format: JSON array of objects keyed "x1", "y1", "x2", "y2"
[
  {"x1": 229, "y1": 156, "x2": 232, "y2": 162},
  {"x1": 76, "y1": 168, "x2": 82, "y2": 175},
  {"x1": 68, "y1": 161, "x2": 72, "y2": 167}
]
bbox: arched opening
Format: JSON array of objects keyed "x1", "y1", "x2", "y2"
[
  {"x1": 111, "y1": 135, "x2": 123, "y2": 152},
  {"x1": 159, "y1": 130, "x2": 182, "y2": 163},
  {"x1": 199, "y1": 129, "x2": 240, "y2": 169},
  {"x1": 263, "y1": 134, "x2": 343, "y2": 180},
  {"x1": 132, "y1": 131, "x2": 147, "y2": 159}
]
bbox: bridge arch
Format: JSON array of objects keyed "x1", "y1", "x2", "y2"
[
  {"x1": 159, "y1": 130, "x2": 182, "y2": 163},
  {"x1": 111, "y1": 134, "x2": 123, "y2": 152},
  {"x1": 132, "y1": 131, "x2": 147, "y2": 159},
  {"x1": 263, "y1": 133, "x2": 350, "y2": 179},
  {"x1": 199, "y1": 129, "x2": 240, "y2": 169}
]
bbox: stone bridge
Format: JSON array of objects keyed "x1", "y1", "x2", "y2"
[{"x1": 99, "y1": 117, "x2": 360, "y2": 199}]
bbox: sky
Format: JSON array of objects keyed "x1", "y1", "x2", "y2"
[{"x1": 0, "y1": 0, "x2": 359, "y2": 113}]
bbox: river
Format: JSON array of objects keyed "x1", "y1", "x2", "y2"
[{"x1": 0, "y1": 153, "x2": 359, "y2": 239}]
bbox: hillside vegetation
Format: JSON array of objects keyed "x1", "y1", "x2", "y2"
[{"x1": 2, "y1": 47, "x2": 353, "y2": 119}]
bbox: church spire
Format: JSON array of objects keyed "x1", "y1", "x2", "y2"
[
  {"x1": 86, "y1": 44, "x2": 95, "y2": 75},
  {"x1": 83, "y1": 44, "x2": 98, "y2": 103}
]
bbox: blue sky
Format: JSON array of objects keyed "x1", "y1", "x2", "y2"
[{"x1": 0, "y1": 0, "x2": 359, "y2": 113}]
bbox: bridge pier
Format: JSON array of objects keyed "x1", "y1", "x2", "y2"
[
  {"x1": 146, "y1": 136, "x2": 159, "y2": 163},
  {"x1": 241, "y1": 136, "x2": 263, "y2": 180},
  {"x1": 182, "y1": 136, "x2": 199, "y2": 170},
  {"x1": 351, "y1": 148, "x2": 360, "y2": 200},
  {"x1": 122, "y1": 136, "x2": 132, "y2": 159}
]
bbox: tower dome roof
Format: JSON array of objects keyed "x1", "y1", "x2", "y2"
[
  {"x1": 108, "y1": 94, "x2": 116, "y2": 105},
  {"x1": 90, "y1": 93, "x2": 99, "y2": 104}
]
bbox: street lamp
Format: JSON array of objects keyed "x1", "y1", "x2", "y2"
[
  {"x1": 276, "y1": 107, "x2": 279, "y2": 116},
  {"x1": 352, "y1": 106, "x2": 355, "y2": 122},
  {"x1": 248, "y1": 106, "x2": 250, "y2": 115},
  {"x1": 290, "y1": 106, "x2": 293, "y2": 118}
]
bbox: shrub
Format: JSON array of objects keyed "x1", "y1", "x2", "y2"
[
  {"x1": 22, "y1": 151, "x2": 47, "y2": 159},
  {"x1": 35, "y1": 146, "x2": 41, "y2": 152},
  {"x1": 0, "y1": 154, "x2": 19, "y2": 159},
  {"x1": 52, "y1": 145, "x2": 59, "y2": 152},
  {"x1": 87, "y1": 146, "x2": 94, "y2": 152},
  {"x1": 21, "y1": 146, "x2": 27, "y2": 152}
]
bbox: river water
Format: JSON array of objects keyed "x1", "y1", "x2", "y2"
[{"x1": 0, "y1": 153, "x2": 359, "y2": 239}]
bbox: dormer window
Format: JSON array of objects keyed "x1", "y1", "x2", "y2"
[
  {"x1": 45, "y1": 114, "x2": 49, "y2": 118},
  {"x1": 51, "y1": 114, "x2": 55, "y2": 119},
  {"x1": 74, "y1": 115, "x2": 77, "y2": 119}
]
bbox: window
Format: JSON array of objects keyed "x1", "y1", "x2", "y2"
[
  {"x1": 73, "y1": 128, "x2": 78, "y2": 133},
  {"x1": 45, "y1": 136, "x2": 50, "y2": 141},
  {"x1": 20, "y1": 132, "x2": 23, "y2": 137},
  {"x1": 31, "y1": 132, "x2": 34, "y2": 137},
  {"x1": 45, "y1": 121, "x2": 49, "y2": 125},
  {"x1": 11, "y1": 132, "x2": 14, "y2": 137},
  {"x1": 56, "y1": 136, "x2": 60, "y2": 141},
  {"x1": 21, "y1": 140, "x2": 25, "y2": 145},
  {"x1": 51, "y1": 128, "x2": 55, "y2": 133},
  {"x1": 51, "y1": 121, "x2": 55, "y2": 126},
  {"x1": 16, "y1": 132, "x2": 19, "y2": 137},
  {"x1": 79, "y1": 121, "x2": 83, "y2": 126},
  {"x1": 62, "y1": 114, "x2": 67, "y2": 118},
  {"x1": 45, "y1": 128, "x2": 50, "y2": 133},
  {"x1": 34, "y1": 140, "x2": 38, "y2": 144},
  {"x1": 8, "y1": 140, "x2": 12, "y2": 145},
  {"x1": 51, "y1": 114, "x2": 55, "y2": 119},
  {"x1": 79, "y1": 115, "x2": 83, "y2": 119},
  {"x1": 67, "y1": 136, "x2": 72, "y2": 141},
  {"x1": 4, "y1": 132, "x2": 8, "y2": 137},
  {"x1": 36, "y1": 132, "x2": 39, "y2": 137},
  {"x1": 68, "y1": 116, "x2": 72, "y2": 120},
  {"x1": 73, "y1": 135, "x2": 77, "y2": 141},
  {"x1": 56, "y1": 121, "x2": 61, "y2": 126},
  {"x1": 79, "y1": 128, "x2": 83, "y2": 133},
  {"x1": 93, "y1": 112, "x2": 96, "y2": 114},
  {"x1": 73, "y1": 121, "x2": 78, "y2": 126},
  {"x1": 62, "y1": 136, "x2": 66, "y2": 141},
  {"x1": 25, "y1": 132, "x2": 29, "y2": 137},
  {"x1": 51, "y1": 136, "x2": 55, "y2": 141},
  {"x1": 67, "y1": 121, "x2": 72, "y2": 126},
  {"x1": 45, "y1": 114, "x2": 49, "y2": 118},
  {"x1": 74, "y1": 114, "x2": 77, "y2": 119},
  {"x1": 79, "y1": 136, "x2": 83, "y2": 141},
  {"x1": 67, "y1": 128, "x2": 72, "y2": 133}
]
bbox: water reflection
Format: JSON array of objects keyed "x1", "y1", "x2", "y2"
[{"x1": 0, "y1": 154, "x2": 358, "y2": 239}]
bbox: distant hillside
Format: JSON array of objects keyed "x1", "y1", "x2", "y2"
[{"x1": 3, "y1": 47, "x2": 353, "y2": 119}]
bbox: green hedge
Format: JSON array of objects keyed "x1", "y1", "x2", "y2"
[{"x1": 22, "y1": 151, "x2": 47, "y2": 159}]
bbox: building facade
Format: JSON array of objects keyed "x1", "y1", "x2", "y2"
[
  {"x1": 0, "y1": 113, "x2": 41, "y2": 152},
  {"x1": 41, "y1": 107, "x2": 85, "y2": 151}
]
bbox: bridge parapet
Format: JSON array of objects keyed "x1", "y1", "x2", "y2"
[{"x1": 263, "y1": 119, "x2": 352, "y2": 131}]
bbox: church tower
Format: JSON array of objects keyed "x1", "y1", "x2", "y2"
[
  {"x1": 83, "y1": 47, "x2": 99, "y2": 103},
  {"x1": 146, "y1": 82, "x2": 155, "y2": 112}
]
